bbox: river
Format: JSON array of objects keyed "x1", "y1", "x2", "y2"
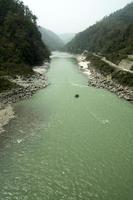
[{"x1": 0, "y1": 52, "x2": 133, "y2": 200}]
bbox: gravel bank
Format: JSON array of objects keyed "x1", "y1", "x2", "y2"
[
  {"x1": 0, "y1": 63, "x2": 49, "y2": 133},
  {"x1": 88, "y1": 68, "x2": 133, "y2": 102},
  {"x1": 78, "y1": 55, "x2": 133, "y2": 103}
]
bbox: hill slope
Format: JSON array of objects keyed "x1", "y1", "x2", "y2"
[
  {"x1": 39, "y1": 27, "x2": 64, "y2": 51},
  {"x1": 59, "y1": 33, "x2": 75, "y2": 44},
  {"x1": 0, "y1": 0, "x2": 50, "y2": 76},
  {"x1": 65, "y1": 3, "x2": 133, "y2": 63},
  {"x1": 0, "y1": 0, "x2": 50, "y2": 92}
]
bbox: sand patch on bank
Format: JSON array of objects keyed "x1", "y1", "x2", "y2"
[
  {"x1": 0, "y1": 105, "x2": 15, "y2": 133},
  {"x1": 77, "y1": 55, "x2": 91, "y2": 77}
]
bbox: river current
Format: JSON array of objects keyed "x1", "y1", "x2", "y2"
[{"x1": 0, "y1": 52, "x2": 133, "y2": 200}]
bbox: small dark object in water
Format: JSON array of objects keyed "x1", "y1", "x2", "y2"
[{"x1": 75, "y1": 94, "x2": 79, "y2": 98}]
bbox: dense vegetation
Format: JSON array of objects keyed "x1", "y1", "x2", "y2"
[
  {"x1": 0, "y1": 0, "x2": 50, "y2": 77},
  {"x1": 0, "y1": 77, "x2": 18, "y2": 92},
  {"x1": 65, "y1": 3, "x2": 133, "y2": 63},
  {"x1": 39, "y1": 27, "x2": 64, "y2": 51}
]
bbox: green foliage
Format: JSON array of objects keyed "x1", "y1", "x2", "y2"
[
  {"x1": 0, "y1": 62, "x2": 33, "y2": 77},
  {"x1": 0, "y1": 0, "x2": 50, "y2": 77},
  {"x1": 86, "y1": 54, "x2": 133, "y2": 87},
  {"x1": 65, "y1": 3, "x2": 133, "y2": 63},
  {"x1": 0, "y1": 77, "x2": 18, "y2": 92},
  {"x1": 39, "y1": 27, "x2": 64, "y2": 51},
  {"x1": 112, "y1": 70, "x2": 133, "y2": 87},
  {"x1": 86, "y1": 54, "x2": 115, "y2": 75}
]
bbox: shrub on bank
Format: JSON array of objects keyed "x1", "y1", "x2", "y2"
[
  {"x1": 0, "y1": 77, "x2": 18, "y2": 92},
  {"x1": 86, "y1": 54, "x2": 133, "y2": 87}
]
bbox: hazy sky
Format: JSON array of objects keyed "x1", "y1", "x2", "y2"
[{"x1": 22, "y1": 0, "x2": 132, "y2": 34}]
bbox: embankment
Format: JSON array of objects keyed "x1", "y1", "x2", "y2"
[{"x1": 78, "y1": 53, "x2": 133, "y2": 102}]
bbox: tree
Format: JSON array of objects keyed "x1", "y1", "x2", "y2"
[{"x1": 0, "y1": 0, "x2": 50, "y2": 75}]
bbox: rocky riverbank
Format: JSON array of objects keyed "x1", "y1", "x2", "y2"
[
  {"x1": 88, "y1": 68, "x2": 133, "y2": 102},
  {"x1": 0, "y1": 63, "x2": 49, "y2": 133},
  {"x1": 0, "y1": 73, "x2": 48, "y2": 105},
  {"x1": 0, "y1": 63, "x2": 49, "y2": 105},
  {"x1": 78, "y1": 55, "x2": 133, "y2": 103}
]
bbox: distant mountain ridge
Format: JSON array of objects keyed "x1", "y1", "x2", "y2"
[
  {"x1": 65, "y1": 2, "x2": 133, "y2": 63},
  {"x1": 39, "y1": 27, "x2": 64, "y2": 51},
  {"x1": 59, "y1": 33, "x2": 75, "y2": 44}
]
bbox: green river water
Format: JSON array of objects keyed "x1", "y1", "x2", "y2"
[{"x1": 0, "y1": 52, "x2": 133, "y2": 200}]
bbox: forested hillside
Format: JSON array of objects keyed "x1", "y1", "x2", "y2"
[
  {"x1": 65, "y1": 2, "x2": 133, "y2": 63},
  {"x1": 0, "y1": 0, "x2": 50, "y2": 77},
  {"x1": 39, "y1": 27, "x2": 64, "y2": 51}
]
